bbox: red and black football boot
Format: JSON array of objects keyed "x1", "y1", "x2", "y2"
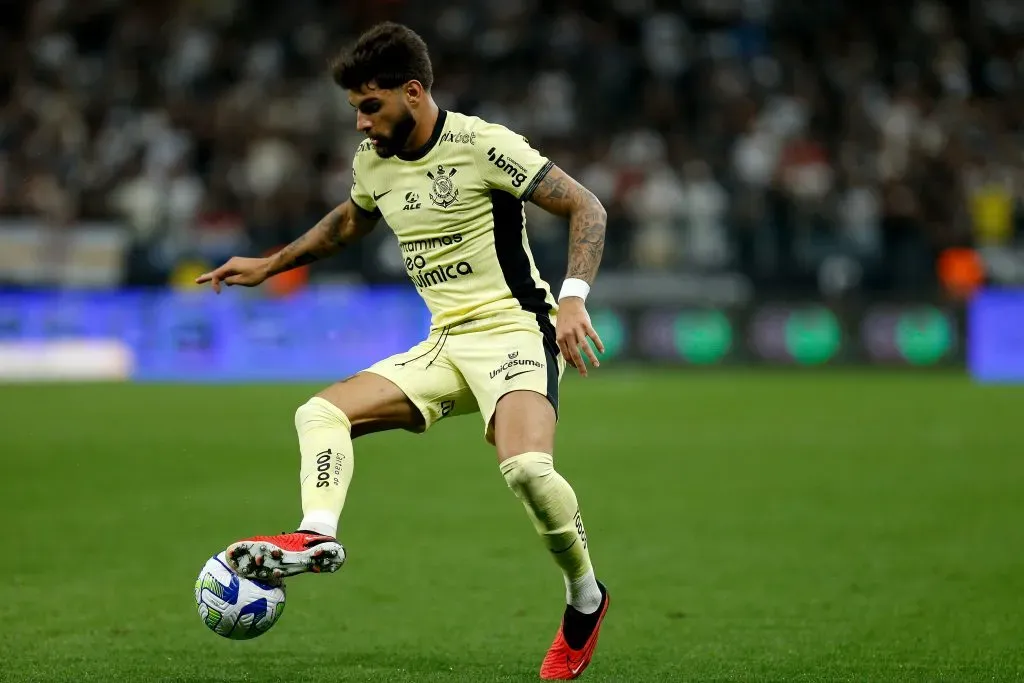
[
  {"x1": 540, "y1": 582, "x2": 610, "y2": 680},
  {"x1": 225, "y1": 532, "x2": 345, "y2": 581}
]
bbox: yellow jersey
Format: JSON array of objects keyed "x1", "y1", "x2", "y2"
[{"x1": 349, "y1": 110, "x2": 558, "y2": 330}]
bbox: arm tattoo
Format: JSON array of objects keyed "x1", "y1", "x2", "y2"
[
  {"x1": 567, "y1": 202, "x2": 606, "y2": 284},
  {"x1": 268, "y1": 203, "x2": 372, "y2": 275},
  {"x1": 529, "y1": 167, "x2": 606, "y2": 285},
  {"x1": 534, "y1": 171, "x2": 572, "y2": 202}
]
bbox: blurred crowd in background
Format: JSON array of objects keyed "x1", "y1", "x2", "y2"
[{"x1": 0, "y1": 0, "x2": 1021, "y2": 297}]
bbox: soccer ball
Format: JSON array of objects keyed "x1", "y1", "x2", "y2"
[{"x1": 194, "y1": 552, "x2": 286, "y2": 640}]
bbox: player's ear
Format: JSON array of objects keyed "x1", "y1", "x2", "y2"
[{"x1": 403, "y1": 80, "x2": 423, "y2": 104}]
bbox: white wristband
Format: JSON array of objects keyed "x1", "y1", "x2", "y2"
[{"x1": 558, "y1": 278, "x2": 590, "y2": 302}]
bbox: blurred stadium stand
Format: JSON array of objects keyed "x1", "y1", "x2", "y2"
[{"x1": 0, "y1": 0, "x2": 1021, "y2": 379}]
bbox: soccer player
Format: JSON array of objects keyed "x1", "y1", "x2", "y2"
[{"x1": 197, "y1": 22, "x2": 609, "y2": 680}]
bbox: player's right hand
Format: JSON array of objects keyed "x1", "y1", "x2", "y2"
[
  {"x1": 196, "y1": 257, "x2": 272, "y2": 294},
  {"x1": 556, "y1": 297, "x2": 604, "y2": 377}
]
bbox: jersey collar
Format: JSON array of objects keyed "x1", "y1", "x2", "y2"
[{"x1": 397, "y1": 109, "x2": 447, "y2": 162}]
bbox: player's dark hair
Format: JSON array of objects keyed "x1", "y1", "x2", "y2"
[{"x1": 331, "y1": 22, "x2": 433, "y2": 92}]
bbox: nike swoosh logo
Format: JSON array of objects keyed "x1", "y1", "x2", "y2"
[
  {"x1": 505, "y1": 369, "x2": 537, "y2": 381},
  {"x1": 568, "y1": 655, "x2": 586, "y2": 676},
  {"x1": 373, "y1": 189, "x2": 393, "y2": 201}
]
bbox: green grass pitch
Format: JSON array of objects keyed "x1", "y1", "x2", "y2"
[{"x1": 2, "y1": 371, "x2": 1023, "y2": 682}]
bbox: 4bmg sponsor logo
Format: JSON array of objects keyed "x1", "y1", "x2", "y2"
[{"x1": 486, "y1": 147, "x2": 528, "y2": 188}]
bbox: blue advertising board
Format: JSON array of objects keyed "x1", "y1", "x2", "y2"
[
  {"x1": 0, "y1": 287, "x2": 977, "y2": 382},
  {"x1": 968, "y1": 289, "x2": 1024, "y2": 383},
  {"x1": 0, "y1": 287, "x2": 431, "y2": 382}
]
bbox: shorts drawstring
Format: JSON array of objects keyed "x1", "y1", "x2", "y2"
[{"x1": 394, "y1": 325, "x2": 451, "y2": 368}]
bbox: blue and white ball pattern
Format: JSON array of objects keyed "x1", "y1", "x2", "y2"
[{"x1": 194, "y1": 552, "x2": 286, "y2": 639}]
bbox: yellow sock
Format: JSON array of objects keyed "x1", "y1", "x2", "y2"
[
  {"x1": 500, "y1": 452, "x2": 602, "y2": 612},
  {"x1": 295, "y1": 397, "x2": 354, "y2": 537}
]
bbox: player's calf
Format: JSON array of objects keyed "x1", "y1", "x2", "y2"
[{"x1": 499, "y1": 451, "x2": 603, "y2": 613}]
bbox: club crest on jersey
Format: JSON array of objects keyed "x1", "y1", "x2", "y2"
[{"x1": 427, "y1": 165, "x2": 459, "y2": 208}]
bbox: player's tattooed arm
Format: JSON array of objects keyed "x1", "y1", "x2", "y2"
[
  {"x1": 527, "y1": 165, "x2": 607, "y2": 285},
  {"x1": 528, "y1": 165, "x2": 607, "y2": 375},
  {"x1": 197, "y1": 200, "x2": 378, "y2": 292},
  {"x1": 266, "y1": 200, "x2": 378, "y2": 276}
]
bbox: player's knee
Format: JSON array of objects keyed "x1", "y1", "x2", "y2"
[
  {"x1": 295, "y1": 397, "x2": 351, "y2": 433},
  {"x1": 500, "y1": 451, "x2": 554, "y2": 493}
]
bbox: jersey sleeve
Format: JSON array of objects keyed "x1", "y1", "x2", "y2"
[
  {"x1": 349, "y1": 149, "x2": 381, "y2": 218},
  {"x1": 475, "y1": 123, "x2": 554, "y2": 201}
]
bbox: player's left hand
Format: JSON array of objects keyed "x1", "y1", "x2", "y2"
[{"x1": 556, "y1": 297, "x2": 605, "y2": 377}]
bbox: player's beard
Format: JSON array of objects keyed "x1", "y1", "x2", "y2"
[{"x1": 374, "y1": 108, "x2": 416, "y2": 159}]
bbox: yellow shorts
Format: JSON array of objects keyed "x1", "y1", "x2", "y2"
[{"x1": 362, "y1": 311, "x2": 565, "y2": 442}]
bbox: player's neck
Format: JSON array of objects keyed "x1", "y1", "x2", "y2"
[{"x1": 403, "y1": 99, "x2": 440, "y2": 154}]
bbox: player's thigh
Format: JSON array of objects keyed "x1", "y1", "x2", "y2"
[
  {"x1": 449, "y1": 315, "x2": 564, "y2": 456},
  {"x1": 334, "y1": 338, "x2": 476, "y2": 439},
  {"x1": 493, "y1": 390, "x2": 558, "y2": 462}
]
